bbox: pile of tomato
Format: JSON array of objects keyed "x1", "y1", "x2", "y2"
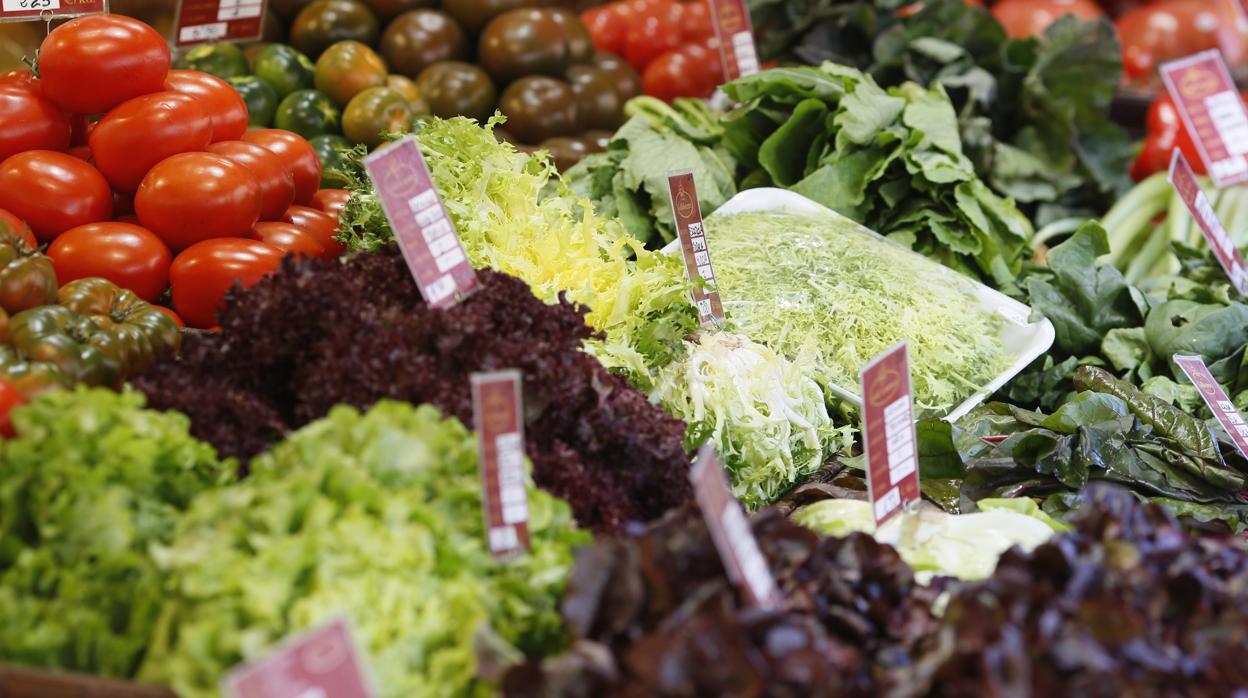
[
  {"x1": 580, "y1": 0, "x2": 724, "y2": 102},
  {"x1": 0, "y1": 14, "x2": 349, "y2": 332}
]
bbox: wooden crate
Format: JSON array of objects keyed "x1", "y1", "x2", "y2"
[{"x1": 0, "y1": 664, "x2": 178, "y2": 698}]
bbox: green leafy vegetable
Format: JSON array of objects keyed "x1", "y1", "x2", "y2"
[
  {"x1": 0, "y1": 388, "x2": 231, "y2": 677},
  {"x1": 651, "y1": 333, "x2": 854, "y2": 509},
  {"x1": 140, "y1": 401, "x2": 588, "y2": 698},
  {"x1": 707, "y1": 209, "x2": 1011, "y2": 417}
]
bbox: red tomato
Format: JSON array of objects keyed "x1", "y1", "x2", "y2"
[
  {"x1": 281, "y1": 205, "x2": 344, "y2": 258},
  {"x1": 0, "y1": 70, "x2": 34, "y2": 89},
  {"x1": 1117, "y1": 0, "x2": 1234, "y2": 82},
  {"x1": 170, "y1": 238, "x2": 285, "y2": 328},
  {"x1": 310, "y1": 188, "x2": 350, "y2": 218},
  {"x1": 207, "y1": 141, "x2": 297, "y2": 221},
  {"x1": 153, "y1": 305, "x2": 184, "y2": 328},
  {"x1": 0, "y1": 208, "x2": 37, "y2": 249},
  {"x1": 242, "y1": 129, "x2": 322, "y2": 205},
  {"x1": 642, "y1": 49, "x2": 717, "y2": 101},
  {"x1": 582, "y1": 4, "x2": 631, "y2": 55},
  {"x1": 624, "y1": 8, "x2": 683, "y2": 71},
  {"x1": 249, "y1": 221, "x2": 326, "y2": 258},
  {"x1": 47, "y1": 222, "x2": 172, "y2": 302},
  {"x1": 89, "y1": 92, "x2": 213, "y2": 193},
  {"x1": 680, "y1": 0, "x2": 714, "y2": 40},
  {"x1": 38, "y1": 14, "x2": 170, "y2": 116},
  {"x1": 991, "y1": 0, "x2": 1103, "y2": 39},
  {"x1": 135, "y1": 152, "x2": 262, "y2": 251},
  {"x1": 0, "y1": 151, "x2": 112, "y2": 242},
  {"x1": 679, "y1": 41, "x2": 723, "y2": 92},
  {"x1": 0, "y1": 86, "x2": 71, "y2": 162},
  {"x1": 164, "y1": 70, "x2": 250, "y2": 143},
  {"x1": 66, "y1": 146, "x2": 93, "y2": 162},
  {"x1": 0, "y1": 379, "x2": 26, "y2": 438}
]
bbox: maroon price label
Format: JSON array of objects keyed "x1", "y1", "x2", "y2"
[
  {"x1": 471, "y1": 370, "x2": 530, "y2": 559},
  {"x1": 1168, "y1": 150, "x2": 1248, "y2": 295},
  {"x1": 174, "y1": 0, "x2": 266, "y2": 46},
  {"x1": 222, "y1": 618, "x2": 375, "y2": 698},
  {"x1": 1174, "y1": 355, "x2": 1248, "y2": 460},
  {"x1": 708, "y1": 0, "x2": 759, "y2": 82},
  {"x1": 860, "y1": 342, "x2": 920, "y2": 529},
  {"x1": 0, "y1": 0, "x2": 106, "y2": 23},
  {"x1": 690, "y1": 445, "x2": 783, "y2": 610},
  {"x1": 667, "y1": 169, "x2": 724, "y2": 328},
  {"x1": 363, "y1": 137, "x2": 478, "y2": 309},
  {"x1": 1160, "y1": 50, "x2": 1248, "y2": 187}
]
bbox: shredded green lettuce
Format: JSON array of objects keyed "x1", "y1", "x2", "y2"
[
  {"x1": 707, "y1": 209, "x2": 1012, "y2": 417},
  {"x1": 794, "y1": 499, "x2": 1056, "y2": 581},
  {"x1": 139, "y1": 401, "x2": 588, "y2": 698},
  {"x1": 652, "y1": 332, "x2": 854, "y2": 509},
  {"x1": 335, "y1": 116, "x2": 699, "y2": 387}
]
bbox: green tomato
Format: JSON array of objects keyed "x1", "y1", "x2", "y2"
[
  {"x1": 309, "y1": 133, "x2": 353, "y2": 188},
  {"x1": 274, "y1": 89, "x2": 342, "y2": 139},
  {"x1": 228, "y1": 76, "x2": 281, "y2": 127},
  {"x1": 252, "y1": 44, "x2": 316, "y2": 99},
  {"x1": 175, "y1": 42, "x2": 250, "y2": 80}
]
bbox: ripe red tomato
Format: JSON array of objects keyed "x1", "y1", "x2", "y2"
[
  {"x1": 170, "y1": 238, "x2": 285, "y2": 328},
  {"x1": 310, "y1": 188, "x2": 350, "y2": 218},
  {"x1": 38, "y1": 14, "x2": 170, "y2": 115},
  {"x1": 642, "y1": 48, "x2": 717, "y2": 101},
  {"x1": 250, "y1": 221, "x2": 326, "y2": 258},
  {"x1": 207, "y1": 141, "x2": 297, "y2": 221},
  {"x1": 624, "y1": 8, "x2": 683, "y2": 71},
  {"x1": 0, "y1": 86, "x2": 71, "y2": 162},
  {"x1": 0, "y1": 70, "x2": 34, "y2": 89},
  {"x1": 242, "y1": 129, "x2": 322, "y2": 205},
  {"x1": 1117, "y1": 0, "x2": 1233, "y2": 82},
  {"x1": 0, "y1": 379, "x2": 26, "y2": 438},
  {"x1": 991, "y1": 0, "x2": 1103, "y2": 39},
  {"x1": 0, "y1": 151, "x2": 112, "y2": 242},
  {"x1": 164, "y1": 70, "x2": 250, "y2": 143},
  {"x1": 680, "y1": 0, "x2": 714, "y2": 40},
  {"x1": 582, "y1": 4, "x2": 632, "y2": 54},
  {"x1": 47, "y1": 222, "x2": 172, "y2": 302},
  {"x1": 281, "y1": 205, "x2": 344, "y2": 258},
  {"x1": 89, "y1": 91, "x2": 214, "y2": 193},
  {"x1": 135, "y1": 152, "x2": 262, "y2": 251},
  {"x1": 153, "y1": 305, "x2": 184, "y2": 328}
]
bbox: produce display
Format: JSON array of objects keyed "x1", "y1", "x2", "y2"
[{"x1": 5, "y1": 1, "x2": 1248, "y2": 696}]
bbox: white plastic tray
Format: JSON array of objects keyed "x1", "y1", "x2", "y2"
[{"x1": 663, "y1": 188, "x2": 1055, "y2": 423}]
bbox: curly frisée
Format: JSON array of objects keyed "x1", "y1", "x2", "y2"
[{"x1": 706, "y1": 209, "x2": 1011, "y2": 417}]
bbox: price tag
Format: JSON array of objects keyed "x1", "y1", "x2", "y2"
[
  {"x1": 1168, "y1": 150, "x2": 1248, "y2": 296},
  {"x1": 667, "y1": 169, "x2": 724, "y2": 328},
  {"x1": 1174, "y1": 355, "x2": 1248, "y2": 460},
  {"x1": 174, "y1": 0, "x2": 267, "y2": 46},
  {"x1": 222, "y1": 617, "x2": 375, "y2": 698},
  {"x1": 0, "y1": 0, "x2": 105, "y2": 23},
  {"x1": 471, "y1": 370, "x2": 530, "y2": 559},
  {"x1": 1160, "y1": 50, "x2": 1248, "y2": 188},
  {"x1": 690, "y1": 445, "x2": 783, "y2": 610},
  {"x1": 860, "y1": 342, "x2": 920, "y2": 530},
  {"x1": 708, "y1": 0, "x2": 759, "y2": 82},
  {"x1": 363, "y1": 136, "x2": 478, "y2": 309}
]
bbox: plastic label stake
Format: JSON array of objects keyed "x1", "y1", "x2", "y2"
[
  {"x1": 364, "y1": 136, "x2": 478, "y2": 308},
  {"x1": 0, "y1": 0, "x2": 105, "y2": 23},
  {"x1": 708, "y1": 0, "x2": 759, "y2": 82},
  {"x1": 1168, "y1": 149, "x2": 1248, "y2": 296},
  {"x1": 1161, "y1": 50, "x2": 1248, "y2": 187},
  {"x1": 471, "y1": 370, "x2": 530, "y2": 558},
  {"x1": 1174, "y1": 354, "x2": 1248, "y2": 460},
  {"x1": 174, "y1": 0, "x2": 267, "y2": 45},
  {"x1": 222, "y1": 617, "x2": 375, "y2": 698},
  {"x1": 667, "y1": 169, "x2": 724, "y2": 328},
  {"x1": 690, "y1": 444, "x2": 783, "y2": 610},
  {"x1": 861, "y1": 341, "x2": 920, "y2": 529}
]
